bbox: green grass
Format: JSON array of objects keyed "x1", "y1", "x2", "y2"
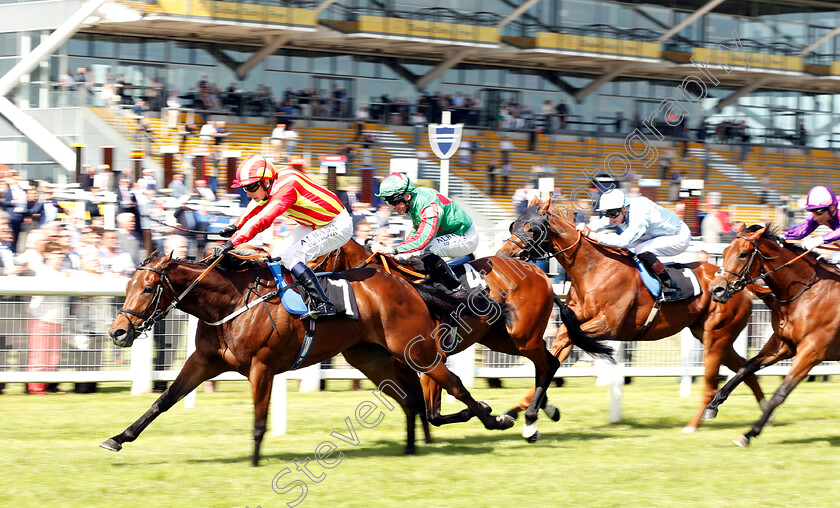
[{"x1": 2, "y1": 376, "x2": 840, "y2": 507}]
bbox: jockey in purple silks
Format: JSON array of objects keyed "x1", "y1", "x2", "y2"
[{"x1": 783, "y1": 185, "x2": 840, "y2": 254}]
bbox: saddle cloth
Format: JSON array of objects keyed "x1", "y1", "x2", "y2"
[
  {"x1": 634, "y1": 259, "x2": 702, "y2": 303},
  {"x1": 280, "y1": 273, "x2": 360, "y2": 320}
]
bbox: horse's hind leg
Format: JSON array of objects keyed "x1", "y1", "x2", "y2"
[
  {"x1": 249, "y1": 361, "x2": 274, "y2": 467},
  {"x1": 702, "y1": 333, "x2": 794, "y2": 422},
  {"x1": 735, "y1": 348, "x2": 823, "y2": 447},
  {"x1": 100, "y1": 351, "x2": 225, "y2": 453},
  {"x1": 508, "y1": 335, "x2": 573, "y2": 420}
]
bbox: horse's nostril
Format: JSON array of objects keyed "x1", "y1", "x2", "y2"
[{"x1": 112, "y1": 329, "x2": 126, "y2": 339}]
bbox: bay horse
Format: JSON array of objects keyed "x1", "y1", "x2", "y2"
[
  {"x1": 497, "y1": 197, "x2": 770, "y2": 432},
  {"x1": 308, "y1": 238, "x2": 615, "y2": 441},
  {"x1": 705, "y1": 224, "x2": 840, "y2": 447},
  {"x1": 101, "y1": 252, "x2": 514, "y2": 466}
]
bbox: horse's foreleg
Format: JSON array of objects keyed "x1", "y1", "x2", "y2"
[
  {"x1": 100, "y1": 351, "x2": 224, "y2": 453},
  {"x1": 507, "y1": 333, "x2": 573, "y2": 418},
  {"x1": 719, "y1": 344, "x2": 769, "y2": 422},
  {"x1": 736, "y1": 348, "x2": 822, "y2": 447},
  {"x1": 702, "y1": 333, "x2": 793, "y2": 422},
  {"x1": 249, "y1": 362, "x2": 274, "y2": 467},
  {"x1": 420, "y1": 373, "x2": 473, "y2": 427},
  {"x1": 521, "y1": 348, "x2": 561, "y2": 442},
  {"x1": 423, "y1": 362, "x2": 513, "y2": 431}
]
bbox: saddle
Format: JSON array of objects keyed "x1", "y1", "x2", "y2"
[
  {"x1": 633, "y1": 257, "x2": 701, "y2": 303},
  {"x1": 278, "y1": 268, "x2": 360, "y2": 320}
]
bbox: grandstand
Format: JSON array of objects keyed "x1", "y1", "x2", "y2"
[{"x1": 2, "y1": 0, "x2": 840, "y2": 227}]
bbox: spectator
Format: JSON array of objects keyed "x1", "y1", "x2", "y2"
[
  {"x1": 499, "y1": 136, "x2": 514, "y2": 166},
  {"x1": 459, "y1": 139, "x2": 473, "y2": 169},
  {"x1": 116, "y1": 212, "x2": 141, "y2": 265},
  {"x1": 26, "y1": 240, "x2": 70, "y2": 395},
  {"x1": 354, "y1": 106, "x2": 370, "y2": 140},
  {"x1": 512, "y1": 182, "x2": 534, "y2": 215},
  {"x1": 79, "y1": 165, "x2": 97, "y2": 191},
  {"x1": 487, "y1": 162, "x2": 497, "y2": 195},
  {"x1": 799, "y1": 122, "x2": 807, "y2": 146},
  {"x1": 353, "y1": 220, "x2": 372, "y2": 245},
  {"x1": 283, "y1": 124, "x2": 299, "y2": 156},
  {"x1": 98, "y1": 229, "x2": 136, "y2": 276},
  {"x1": 166, "y1": 90, "x2": 182, "y2": 133},
  {"x1": 0, "y1": 211, "x2": 19, "y2": 275},
  {"x1": 166, "y1": 172, "x2": 187, "y2": 199},
  {"x1": 194, "y1": 179, "x2": 216, "y2": 201},
  {"x1": 174, "y1": 196, "x2": 201, "y2": 257},
  {"x1": 556, "y1": 100, "x2": 568, "y2": 129},
  {"x1": 199, "y1": 119, "x2": 217, "y2": 148},
  {"x1": 270, "y1": 123, "x2": 286, "y2": 160},
  {"x1": 138, "y1": 168, "x2": 157, "y2": 192}
]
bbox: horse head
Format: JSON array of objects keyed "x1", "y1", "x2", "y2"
[
  {"x1": 710, "y1": 224, "x2": 787, "y2": 303},
  {"x1": 109, "y1": 251, "x2": 178, "y2": 347},
  {"x1": 498, "y1": 195, "x2": 574, "y2": 261}
]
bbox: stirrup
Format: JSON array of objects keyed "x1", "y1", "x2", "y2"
[{"x1": 301, "y1": 302, "x2": 337, "y2": 321}]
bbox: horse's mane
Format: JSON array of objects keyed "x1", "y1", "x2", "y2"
[
  {"x1": 745, "y1": 223, "x2": 821, "y2": 261},
  {"x1": 140, "y1": 248, "x2": 270, "y2": 271}
]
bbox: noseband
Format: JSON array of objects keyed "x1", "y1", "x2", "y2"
[{"x1": 118, "y1": 266, "x2": 178, "y2": 337}]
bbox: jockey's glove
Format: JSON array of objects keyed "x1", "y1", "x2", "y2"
[
  {"x1": 802, "y1": 236, "x2": 824, "y2": 251},
  {"x1": 214, "y1": 240, "x2": 234, "y2": 258},
  {"x1": 219, "y1": 224, "x2": 238, "y2": 238}
]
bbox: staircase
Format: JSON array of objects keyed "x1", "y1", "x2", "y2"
[
  {"x1": 365, "y1": 128, "x2": 513, "y2": 225},
  {"x1": 686, "y1": 147, "x2": 782, "y2": 205}
]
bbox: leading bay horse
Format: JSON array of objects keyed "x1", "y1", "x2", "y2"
[
  {"x1": 102, "y1": 252, "x2": 513, "y2": 466},
  {"x1": 308, "y1": 238, "x2": 615, "y2": 441},
  {"x1": 705, "y1": 224, "x2": 840, "y2": 447},
  {"x1": 497, "y1": 197, "x2": 769, "y2": 432}
]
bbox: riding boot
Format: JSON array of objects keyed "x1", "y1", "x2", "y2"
[
  {"x1": 422, "y1": 253, "x2": 463, "y2": 291},
  {"x1": 637, "y1": 251, "x2": 683, "y2": 300},
  {"x1": 290, "y1": 262, "x2": 337, "y2": 320}
]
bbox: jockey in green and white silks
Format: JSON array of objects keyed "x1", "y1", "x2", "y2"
[{"x1": 371, "y1": 172, "x2": 477, "y2": 290}]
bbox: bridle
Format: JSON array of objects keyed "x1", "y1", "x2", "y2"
[
  {"x1": 118, "y1": 266, "x2": 179, "y2": 337},
  {"x1": 716, "y1": 234, "x2": 817, "y2": 302},
  {"x1": 505, "y1": 206, "x2": 581, "y2": 261}
]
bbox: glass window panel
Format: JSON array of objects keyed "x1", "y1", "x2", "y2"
[
  {"x1": 144, "y1": 40, "x2": 167, "y2": 62},
  {"x1": 90, "y1": 34, "x2": 116, "y2": 59},
  {"x1": 311, "y1": 53, "x2": 333, "y2": 75},
  {"x1": 194, "y1": 43, "x2": 215, "y2": 66},
  {"x1": 354, "y1": 56, "x2": 377, "y2": 77},
  {"x1": 66, "y1": 34, "x2": 88, "y2": 57},
  {"x1": 170, "y1": 40, "x2": 193, "y2": 64},
  {"x1": 335, "y1": 55, "x2": 353, "y2": 76},
  {"x1": 120, "y1": 36, "x2": 142, "y2": 61}
]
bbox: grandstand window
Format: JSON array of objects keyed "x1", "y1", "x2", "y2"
[
  {"x1": 89, "y1": 34, "x2": 116, "y2": 59},
  {"x1": 0, "y1": 32, "x2": 17, "y2": 56},
  {"x1": 311, "y1": 54, "x2": 333, "y2": 74},
  {"x1": 119, "y1": 36, "x2": 143, "y2": 61},
  {"x1": 353, "y1": 56, "x2": 377, "y2": 78},
  {"x1": 170, "y1": 41, "x2": 194, "y2": 65},
  {"x1": 335, "y1": 55, "x2": 353, "y2": 76},
  {"x1": 705, "y1": 13, "x2": 740, "y2": 45},
  {"x1": 66, "y1": 34, "x2": 90, "y2": 57},
  {"x1": 483, "y1": 68, "x2": 502, "y2": 87},
  {"x1": 194, "y1": 42, "x2": 215, "y2": 66},
  {"x1": 145, "y1": 40, "x2": 167, "y2": 63},
  {"x1": 559, "y1": 0, "x2": 599, "y2": 27},
  {"x1": 288, "y1": 53, "x2": 310, "y2": 73},
  {"x1": 0, "y1": 58, "x2": 14, "y2": 78}
]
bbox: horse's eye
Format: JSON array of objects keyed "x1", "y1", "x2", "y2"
[
  {"x1": 143, "y1": 286, "x2": 154, "y2": 294},
  {"x1": 738, "y1": 252, "x2": 748, "y2": 259}
]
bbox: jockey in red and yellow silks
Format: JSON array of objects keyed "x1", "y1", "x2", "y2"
[{"x1": 216, "y1": 155, "x2": 353, "y2": 320}]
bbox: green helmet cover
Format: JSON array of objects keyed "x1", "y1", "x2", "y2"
[{"x1": 376, "y1": 173, "x2": 416, "y2": 197}]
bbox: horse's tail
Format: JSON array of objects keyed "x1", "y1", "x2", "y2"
[
  {"x1": 414, "y1": 284, "x2": 510, "y2": 326},
  {"x1": 554, "y1": 294, "x2": 615, "y2": 363}
]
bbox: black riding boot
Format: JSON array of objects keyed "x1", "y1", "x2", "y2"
[
  {"x1": 291, "y1": 262, "x2": 337, "y2": 320},
  {"x1": 422, "y1": 253, "x2": 463, "y2": 291},
  {"x1": 637, "y1": 252, "x2": 683, "y2": 300}
]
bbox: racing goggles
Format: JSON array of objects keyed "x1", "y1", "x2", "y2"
[
  {"x1": 603, "y1": 208, "x2": 623, "y2": 219},
  {"x1": 243, "y1": 181, "x2": 262, "y2": 193}
]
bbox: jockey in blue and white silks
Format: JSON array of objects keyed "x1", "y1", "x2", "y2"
[
  {"x1": 576, "y1": 188, "x2": 692, "y2": 298},
  {"x1": 783, "y1": 185, "x2": 840, "y2": 252}
]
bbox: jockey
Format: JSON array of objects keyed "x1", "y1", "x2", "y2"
[
  {"x1": 370, "y1": 172, "x2": 477, "y2": 291},
  {"x1": 782, "y1": 185, "x2": 840, "y2": 254},
  {"x1": 576, "y1": 188, "x2": 692, "y2": 299},
  {"x1": 215, "y1": 155, "x2": 353, "y2": 320}
]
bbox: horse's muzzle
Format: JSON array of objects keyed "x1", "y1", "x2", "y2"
[
  {"x1": 110, "y1": 327, "x2": 136, "y2": 348},
  {"x1": 709, "y1": 279, "x2": 730, "y2": 304}
]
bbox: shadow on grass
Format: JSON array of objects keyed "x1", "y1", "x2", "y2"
[
  {"x1": 601, "y1": 418, "x2": 794, "y2": 432},
  {"x1": 777, "y1": 435, "x2": 840, "y2": 447}
]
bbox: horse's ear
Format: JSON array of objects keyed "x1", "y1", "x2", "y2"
[
  {"x1": 735, "y1": 223, "x2": 746, "y2": 236},
  {"x1": 528, "y1": 194, "x2": 541, "y2": 207},
  {"x1": 165, "y1": 250, "x2": 173, "y2": 262},
  {"x1": 540, "y1": 194, "x2": 553, "y2": 211}
]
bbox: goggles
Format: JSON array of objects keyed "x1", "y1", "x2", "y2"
[
  {"x1": 384, "y1": 194, "x2": 404, "y2": 206},
  {"x1": 243, "y1": 181, "x2": 262, "y2": 193},
  {"x1": 810, "y1": 207, "x2": 830, "y2": 216},
  {"x1": 603, "y1": 208, "x2": 623, "y2": 219}
]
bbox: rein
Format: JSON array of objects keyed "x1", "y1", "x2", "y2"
[
  {"x1": 718, "y1": 234, "x2": 819, "y2": 302},
  {"x1": 361, "y1": 253, "x2": 426, "y2": 280},
  {"x1": 148, "y1": 215, "x2": 212, "y2": 235},
  {"x1": 120, "y1": 254, "x2": 224, "y2": 335}
]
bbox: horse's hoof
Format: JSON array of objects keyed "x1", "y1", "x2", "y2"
[
  {"x1": 732, "y1": 435, "x2": 750, "y2": 448},
  {"x1": 403, "y1": 447, "x2": 417, "y2": 456},
  {"x1": 701, "y1": 408, "x2": 718, "y2": 421},
  {"x1": 522, "y1": 422, "x2": 539, "y2": 442},
  {"x1": 681, "y1": 426, "x2": 697, "y2": 434},
  {"x1": 479, "y1": 401, "x2": 493, "y2": 414},
  {"x1": 496, "y1": 414, "x2": 515, "y2": 430},
  {"x1": 99, "y1": 438, "x2": 122, "y2": 452},
  {"x1": 543, "y1": 404, "x2": 561, "y2": 422},
  {"x1": 504, "y1": 409, "x2": 520, "y2": 420}
]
